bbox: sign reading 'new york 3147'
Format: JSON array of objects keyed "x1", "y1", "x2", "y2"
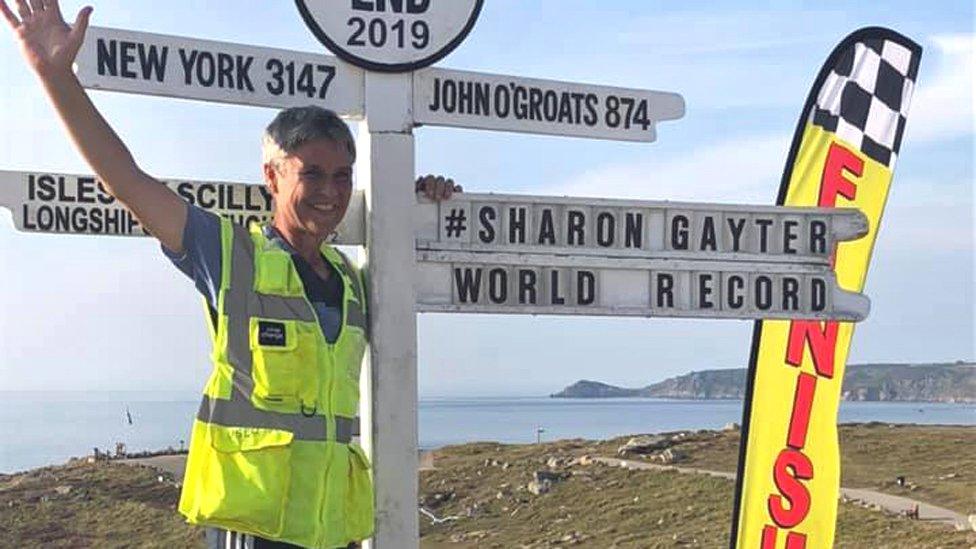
[{"x1": 75, "y1": 27, "x2": 366, "y2": 115}]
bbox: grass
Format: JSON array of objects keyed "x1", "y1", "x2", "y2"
[
  {"x1": 628, "y1": 423, "x2": 976, "y2": 515},
  {"x1": 418, "y1": 435, "x2": 976, "y2": 548},
  {"x1": 0, "y1": 460, "x2": 204, "y2": 548},
  {"x1": 837, "y1": 423, "x2": 976, "y2": 515},
  {"x1": 1, "y1": 424, "x2": 972, "y2": 547}
]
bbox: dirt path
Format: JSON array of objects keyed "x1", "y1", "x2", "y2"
[
  {"x1": 593, "y1": 457, "x2": 970, "y2": 530},
  {"x1": 126, "y1": 454, "x2": 188, "y2": 478}
]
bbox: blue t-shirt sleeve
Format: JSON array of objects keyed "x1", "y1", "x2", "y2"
[{"x1": 161, "y1": 204, "x2": 223, "y2": 309}]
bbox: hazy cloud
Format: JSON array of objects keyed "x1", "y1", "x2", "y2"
[
  {"x1": 616, "y1": 11, "x2": 836, "y2": 55},
  {"x1": 907, "y1": 34, "x2": 975, "y2": 143},
  {"x1": 542, "y1": 133, "x2": 791, "y2": 203}
]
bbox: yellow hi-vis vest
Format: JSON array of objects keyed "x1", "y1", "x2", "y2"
[{"x1": 178, "y1": 218, "x2": 373, "y2": 548}]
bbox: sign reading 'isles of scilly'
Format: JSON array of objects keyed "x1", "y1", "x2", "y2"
[{"x1": 0, "y1": 170, "x2": 365, "y2": 243}]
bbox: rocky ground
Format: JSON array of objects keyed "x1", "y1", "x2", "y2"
[
  {"x1": 0, "y1": 459, "x2": 198, "y2": 548},
  {"x1": 417, "y1": 425, "x2": 976, "y2": 547},
  {"x1": 0, "y1": 424, "x2": 972, "y2": 548}
]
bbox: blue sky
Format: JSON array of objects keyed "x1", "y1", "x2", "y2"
[{"x1": 0, "y1": 1, "x2": 972, "y2": 396}]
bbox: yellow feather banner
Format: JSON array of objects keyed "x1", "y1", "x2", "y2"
[{"x1": 730, "y1": 27, "x2": 922, "y2": 549}]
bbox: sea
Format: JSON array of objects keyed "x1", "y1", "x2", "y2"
[{"x1": 1, "y1": 391, "x2": 973, "y2": 474}]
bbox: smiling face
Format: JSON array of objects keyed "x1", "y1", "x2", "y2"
[{"x1": 264, "y1": 138, "x2": 353, "y2": 241}]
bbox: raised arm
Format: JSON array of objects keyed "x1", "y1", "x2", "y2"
[{"x1": 1, "y1": 0, "x2": 187, "y2": 252}]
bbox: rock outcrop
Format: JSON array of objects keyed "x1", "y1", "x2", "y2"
[{"x1": 552, "y1": 362, "x2": 976, "y2": 403}]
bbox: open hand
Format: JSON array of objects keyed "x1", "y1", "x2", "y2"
[
  {"x1": 1, "y1": 0, "x2": 92, "y2": 77},
  {"x1": 416, "y1": 175, "x2": 462, "y2": 202}
]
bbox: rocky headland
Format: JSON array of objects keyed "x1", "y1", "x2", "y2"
[{"x1": 553, "y1": 361, "x2": 976, "y2": 403}]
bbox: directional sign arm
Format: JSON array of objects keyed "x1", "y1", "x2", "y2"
[
  {"x1": 413, "y1": 68, "x2": 685, "y2": 142},
  {"x1": 0, "y1": 170, "x2": 366, "y2": 245},
  {"x1": 417, "y1": 192, "x2": 869, "y2": 265},
  {"x1": 76, "y1": 27, "x2": 366, "y2": 116},
  {"x1": 415, "y1": 249, "x2": 870, "y2": 321}
]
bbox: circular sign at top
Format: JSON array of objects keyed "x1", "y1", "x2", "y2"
[{"x1": 295, "y1": 0, "x2": 484, "y2": 73}]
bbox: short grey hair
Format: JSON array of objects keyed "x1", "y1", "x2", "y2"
[{"x1": 262, "y1": 106, "x2": 356, "y2": 167}]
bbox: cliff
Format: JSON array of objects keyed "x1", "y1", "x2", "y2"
[
  {"x1": 552, "y1": 362, "x2": 975, "y2": 403},
  {"x1": 550, "y1": 380, "x2": 642, "y2": 398}
]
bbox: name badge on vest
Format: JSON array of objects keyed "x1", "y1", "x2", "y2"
[{"x1": 258, "y1": 321, "x2": 287, "y2": 347}]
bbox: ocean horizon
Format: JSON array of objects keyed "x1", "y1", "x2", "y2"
[{"x1": 1, "y1": 391, "x2": 973, "y2": 474}]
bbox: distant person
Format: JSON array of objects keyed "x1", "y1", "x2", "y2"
[{"x1": 1, "y1": 2, "x2": 459, "y2": 547}]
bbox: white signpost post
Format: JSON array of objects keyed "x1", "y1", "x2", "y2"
[{"x1": 0, "y1": 4, "x2": 877, "y2": 547}]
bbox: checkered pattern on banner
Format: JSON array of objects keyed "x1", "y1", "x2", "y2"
[{"x1": 810, "y1": 38, "x2": 920, "y2": 167}]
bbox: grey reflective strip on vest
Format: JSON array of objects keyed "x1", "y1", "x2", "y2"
[
  {"x1": 345, "y1": 304, "x2": 367, "y2": 332},
  {"x1": 253, "y1": 292, "x2": 317, "y2": 323},
  {"x1": 197, "y1": 395, "x2": 359, "y2": 443},
  {"x1": 335, "y1": 253, "x2": 364, "y2": 304},
  {"x1": 224, "y1": 223, "x2": 257, "y2": 399},
  {"x1": 334, "y1": 253, "x2": 368, "y2": 332}
]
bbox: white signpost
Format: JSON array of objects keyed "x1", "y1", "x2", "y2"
[{"x1": 0, "y1": 4, "x2": 877, "y2": 547}]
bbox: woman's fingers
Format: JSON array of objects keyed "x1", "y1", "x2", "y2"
[
  {"x1": 44, "y1": 0, "x2": 63, "y2": 20},
  {"x1": 14, "y1": 0, "x2": 31, "y2": 21},
  {"x1": 416, "y1": 174, "x2": 461, "y2": 201},
  {"x1": 0, "y1": 1, "x2": 22, "y2": 28},
  {"x1": 67, "y1": 5, "x2": 92, "y2": 48},
  {"x1": 416, "y1": 175, "x2": 430, "y2": 197},
  {"x1": 424, "y1": 176, "x2": 438, "y2": 200},
  {"x1": 40, "y1": 0, "x2": 64, "y2": 21}
]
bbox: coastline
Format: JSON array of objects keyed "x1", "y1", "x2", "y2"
[{"x1": 3, "y1": 396, "x2": 974, "y2": 474}]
